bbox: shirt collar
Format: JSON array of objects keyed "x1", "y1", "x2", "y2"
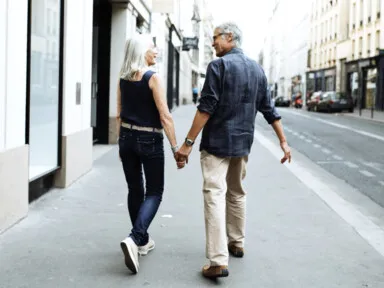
[{"x1": 224, "y1": 47, "x2": 243, "y2": 56}]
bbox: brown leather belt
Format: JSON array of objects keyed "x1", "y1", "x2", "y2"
[{"x1": 121, "y1": 122, "x2": 163, "y2": 133}]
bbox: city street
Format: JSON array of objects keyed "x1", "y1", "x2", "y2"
[
  {"x1": 258, "y1": 108, "x2": 384, "y2": 208},
  {"x1": 1, "y1": 105, "x2": 384, "y2": 287}
]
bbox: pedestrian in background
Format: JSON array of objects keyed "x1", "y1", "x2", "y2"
[
  {"x1": 175, "y1": 22, "x2": 291, "y2": 278},
  {"x1": 116, "y1": 35, "x2": 179, "y2": 274},
  {"x1": 192, "y1": 85, "x2": 199, "y2": 104}
]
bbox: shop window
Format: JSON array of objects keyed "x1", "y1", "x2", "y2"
[
  {"x1": 365, "y1": 69, "x2": 377, "y2": 108},
  {"x1": 28, "y1": 0, "x2": 61, "y2": 180}
]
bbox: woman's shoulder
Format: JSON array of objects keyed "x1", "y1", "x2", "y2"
[{"x1": 143, "y1": 69, "x2": 157, "y2": 82}]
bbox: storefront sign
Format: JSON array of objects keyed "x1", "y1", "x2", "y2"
[
  {"x1": 346, "y1": 63, "x2": 358, "y2": 73},
  {"x1": 359, "y1": 60, "x2": 370, "y2": 68},
  {"x1": 324, "y1": 68, "x2": 336, "y2": 77},
  {"x1": 182, "y1": 37, "x2": 199, "y2": 51}
]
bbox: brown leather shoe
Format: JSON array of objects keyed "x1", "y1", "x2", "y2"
[
  {"x1": 202, "y1": 265, "x2": 229, "y2": 278},
  {"x1": 228, "y1": 243, "x2": 244, "y2": 258}
]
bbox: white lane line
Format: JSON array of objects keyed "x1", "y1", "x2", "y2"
[
  {"x1": 361, "y1": 162, "x2": 383, "y2": 173},
  {"x1": 344, "y1": 161, "x2": 359, "y2": 169},
  {"x1": 313, "y1": 144, "x2": 321, "y2": 149},
  {"x1": 281, "y1": 110, "x2": 384, "y2": 142},
  {"x1": 333, "y1": 155, "x2": 343, "y2": 161},
  {"x1": 322, "y1": 148, "x2": 332, "y2": 154},
  {"x1": 306, "y1": 139, "x2": 313, "y2": 143},
  {"x1": 299, "y1": 135, "x2": 306, "y2": 140},
  {"x1": 359, "y1": 170, "x2": 376, "y2": 177},
  {"x1": 379, "y1": 181, "x2": 384, "y2": 187},
  {"x1": 254, "y1": 130, "x2": 384, "y2": 257},
  {"x1": 293, "y1": 132, "x2": 299, "y2": 136}
]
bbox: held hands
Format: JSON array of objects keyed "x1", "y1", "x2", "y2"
[
  {"x1": 174, "y1": 143, "x2": 193, "y2": 169},
  {"x1": 280, "y1": 141, "x2": 292, "y2": 164}
]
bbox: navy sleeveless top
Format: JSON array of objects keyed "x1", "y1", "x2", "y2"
[{"x1": 119, "y1": 70, "x2": 162, "y2": 129}]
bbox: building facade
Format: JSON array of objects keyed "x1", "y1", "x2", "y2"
[
  {"x1": 307, "y1": 0, "x2": 343, "y2": 99},
  {"x1": 307, "y1": 0, "x2": 384, "y2": 111},
  {"x1": 261, "y1": 0, "x2": 311, "y2": 102},
  {"x1": 1, "y1": 0, "x2": 94, "y2": 233},
  {"x1": 343, "y1": 0, "x2": 384, "y2": 110},
  {"x1": 1, "y1": 0, "x2": 208, "y2": 233}
]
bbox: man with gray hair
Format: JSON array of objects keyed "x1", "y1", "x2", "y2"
[{"x1": 176, "y1": 22, "x2": 291, "y2": 278}]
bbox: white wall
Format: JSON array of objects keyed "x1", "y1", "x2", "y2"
[
  {"x1": 62, "y1": 0, "x2": 93, "y2": 136},
  {"x1": 109, "y1": 7, "x2": 130, "y2": 119},
  {"x1": 180, "y1": 52, "x2": 192, "y2": 104},
  {"x1": 3, "y1": 0, "x2": 28, "y2": 150},
  {"x1": 0, "y1": 0, "x2": 6, "y2": 152}
]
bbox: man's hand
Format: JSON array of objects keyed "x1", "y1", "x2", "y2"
[
  {"x1": 280, "y1": 141, "x2": 291, "y2": 164},
  {"x1": 174, "y1": 143, "x2": 193, "y2": 169}
]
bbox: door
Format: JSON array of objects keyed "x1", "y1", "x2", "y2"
[{"x1": 91, "y1": 27, "x2": 98, "y2": 142}]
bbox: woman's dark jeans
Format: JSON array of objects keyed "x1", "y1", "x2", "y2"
[{"x1": 119, "y1": 127, "x2": 164, "y2": 246}]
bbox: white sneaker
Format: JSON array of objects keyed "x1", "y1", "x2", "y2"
[
  {"x1": 138, "y1": 238, "x2": 155, "y2": 256},
  {"x1": 120, "y1": 237, "x2": 139, "y2": 273}
]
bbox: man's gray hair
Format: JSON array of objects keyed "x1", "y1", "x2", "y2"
[{"x1": 215, "y1": 22, "x2": 242, "y2": 47}]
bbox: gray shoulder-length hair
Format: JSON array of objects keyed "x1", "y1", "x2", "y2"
[
  {"x1": 119, "y1": 35, "x2": 153, "y2": 81},
  {"x1": 215, "y1": 22, "x2": 243, "y2": 47}
]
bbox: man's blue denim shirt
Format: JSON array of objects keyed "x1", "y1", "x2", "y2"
[{"x1": 197, "y1": 48, "x2": 281, "y2": 157}]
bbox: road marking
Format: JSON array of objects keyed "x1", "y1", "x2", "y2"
[
  {"x1": 379, "y1": 181, "x2": 384, "y2": 187},
  {"x1": 281, "y1": 110, "x2": 384, "y2": 142},
  {"x1": 293, "y1": 132, "x2": 299, "y2": 136},
  {"x1": 359, "y1": 170, "x2": 376, "y2": 177},
  {"x1": 313, "y1": 144, "x2": 321, "y2": 149},
  {"x1": 344, "y1": 161, "x2": 359, "y2": 169},
  {"x1": 333, "y1": 155, "x2": 343, "y2": 161},
  {"x1": 299, "y1": 135, "x2": 305, "y2": 140},
  {"x1": 317, "y1": 161, "x2": 344, "y2": 164},
  {"x1": 306, "y1": 139, "x2": 313, "y2": 143},
  {"x1": 254, "y1": 130, "x2": 384, "y2": 258},
  {"x1": 322, "y1": 148, "x2": 332, "y2": 154},
  {"x1": 361, "y1": 162, "x2": 383, "y2": 173}
]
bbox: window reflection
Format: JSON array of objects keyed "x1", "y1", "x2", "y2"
[{"x1": 29, "y1": 0, "x2": 61, "y2": 180}]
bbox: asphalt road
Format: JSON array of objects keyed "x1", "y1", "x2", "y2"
[{"x1": 256, "y1": 107, "x2": 384, "y2": 208}]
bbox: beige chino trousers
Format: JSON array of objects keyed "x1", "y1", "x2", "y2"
[{"x1": 200, "y1": 150, "x2": 248, "y2": 266}]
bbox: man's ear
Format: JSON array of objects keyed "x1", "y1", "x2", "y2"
[{"x1": 227, "y1": 32, "x2": 233, "y2": 42}]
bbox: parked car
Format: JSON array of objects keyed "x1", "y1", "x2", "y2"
[
  {"x1": 274, "y1": 96, "x2": 291, "y2": 107},
  {"x1": 317, "y1": 91, "x2": 354, "y2": 113},
  {"x1": 306, "y1": 91, "x2": 323, "y2": 111}
]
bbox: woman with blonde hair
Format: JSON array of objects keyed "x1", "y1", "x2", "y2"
[{"x1": 117, "y1": 35, "x2": 179, "y2": 274}]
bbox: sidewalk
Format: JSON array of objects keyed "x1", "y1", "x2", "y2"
[
  {"x1": 1, "y1": 105, "x2": 384, "y2": 287},
  {"x1": 339, "y1": 108, "x2": 384, "y2": 123}
]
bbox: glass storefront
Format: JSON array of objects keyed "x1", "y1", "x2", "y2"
[
  {"x1": 365, "y1": 68, "x2": 377, "y2": 109},
  {"x1": 325, "y1": 76, "x2": 335, "y2": 91},
  {"x1": 28, "y1": 0, "x2": 61, "y2": 180},
  {"x1": 349, "y1": 72, "x2": 359, "y2": 107}
]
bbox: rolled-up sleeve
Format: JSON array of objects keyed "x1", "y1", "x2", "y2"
[
  {"x1": 257, "y1": 76, "x2": 282, "y2": 124},
  {"x1": 197, "y1": 60, "x2": 222, "y2": 115}
]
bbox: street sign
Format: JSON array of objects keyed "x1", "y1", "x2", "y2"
[{"x1": 182, "y1": 37, "x2": 199, "y2": 51}]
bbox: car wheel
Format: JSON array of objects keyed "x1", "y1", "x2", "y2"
[{"x1": 348, "y1": 107, "x2": 354, "y2": 113}]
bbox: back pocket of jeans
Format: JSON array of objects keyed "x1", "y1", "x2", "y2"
[{"x1": 137, "y1": 136, "x2": 155, "y2": 154}]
